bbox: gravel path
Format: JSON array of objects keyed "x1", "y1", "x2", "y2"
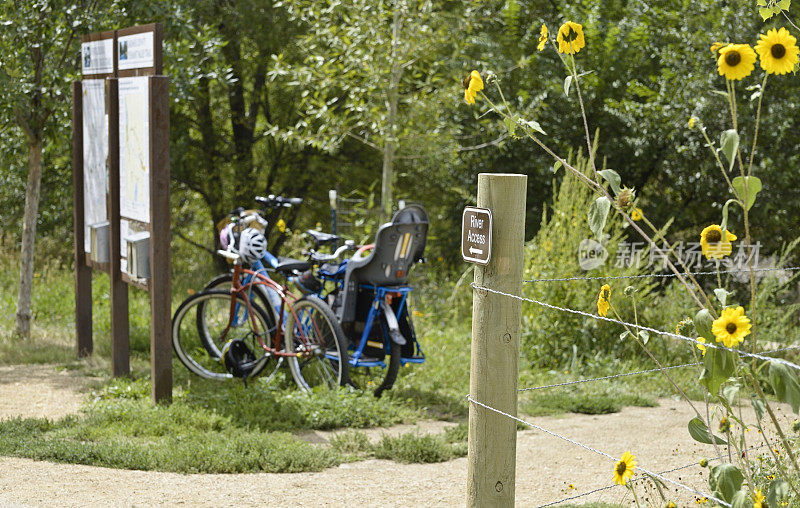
[{"x1": 0, "y1": 365, "x2": 792, "y2": 507}]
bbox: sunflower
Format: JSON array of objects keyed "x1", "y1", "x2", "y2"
[
  {"x1": 613, "y1": 451, "x2": 636, "y2": 485},
  {"x1": 755, "y1": 27, "x2": 800, "y2": 75},
  {"x1": 712, "y1": 306, "x2": 752, "y2": 348},
  {"x1": 557, "y1": 22, "x2": 585, "y2": 55},
  {"x1": 717, "y1": 44, "x2": 757, "y2": 80},
  {"x1": 700, "y1": 225, "x2": 737, "y2": 260},
  {"x1": 696, "y1": 337, "x2": 707, "y2": 357},
  {"x1": 597, "y1": 284, "x2": 611, "y2": 317},
  {"x1": 631, "y1": 208, "x2": 643, "y2": 221},
  {"x1": 753, "y1": 489, "x2": 765, "y2": 508},
  {"x1": 538, "y1": 24, "x2": 548, "y2": 51},
  {"x1": 463, "y1": 70, "x2": 484, "y2": 105},
  {"x1": 710, "y1": 42, "x2": 727, "y2": 54}
]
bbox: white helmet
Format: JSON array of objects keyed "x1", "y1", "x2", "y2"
[{"x1": 237, "y1": 228, "x2": 268, "y2": 264}]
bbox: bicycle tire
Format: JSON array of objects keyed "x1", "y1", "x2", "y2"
[
  {"x1": 373, "y1": 339, "x2": 401, "y2": 398},
  {"x1": 285, "y1": 296, "x2": 349, "y2": 391},
  {"x1": 172, "y1": 290, "x2": 273, "y2": 380},
  {"x1": 344, "y1": 314, "x2": 403, "y2": 398}
]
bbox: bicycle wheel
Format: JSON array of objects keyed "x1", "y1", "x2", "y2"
[
  {"x1": 172, "y1": 290, "x2": 273, "y2": 380},
  {"x1": 346, "y1": 317, "x2": 402, "y2": 398},
  {"x1": 285, "y1": 296, "x2": 349, "y2": 391}
]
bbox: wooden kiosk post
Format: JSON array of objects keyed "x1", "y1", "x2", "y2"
[{"x1": 465, "y1": 173, "x2": 526, "y2": 507}]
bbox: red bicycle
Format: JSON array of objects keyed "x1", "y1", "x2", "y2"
[{"x1": 171, "y1": 244, "x2": 348, "y2": 390}]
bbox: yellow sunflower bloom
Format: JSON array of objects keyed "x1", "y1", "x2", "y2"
[
  {"x1": 700, "y1": 225, "x2": 737, "y2": 260},
  {"x1": 613, "y1": 451, "x2": 636, "y2": 485},
  {"x1": 597, "y1": 284, "x2": 611, "y2": 317},
  {"x1": 712, "y1": 306, "x2": 752, "y2": 348},
  {"x1": 755, "y1": 27, "x2": 800, "y2": 75},
  {"x1": 557, "y1": 21, "x2": 585, "y2": 55},
  {"x1": 631, "y1": 208, "x2": 643, "y2": 221},
  {"x1": 753, "y1": 489, "x2": 765, "y2": 508},
  {"x1": 696, "y1": 337, "x2": 707, "y2": 357},
  {"x1": 538, "y1": 24, "x2": 548, "y2": 51},
  {"x1": 463, "y1": 70, "x2": 484, "y2": 105},
  {"x1": 717, "y1": 44, "x2": 757, "y2": 80}
]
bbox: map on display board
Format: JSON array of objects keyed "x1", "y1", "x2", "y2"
[
  {"x1": 81, "y1": 79, "x2": 108, "y2": 253},
  {"x1": 118, "y1": 76, "x2": 150, "y2": 225}
]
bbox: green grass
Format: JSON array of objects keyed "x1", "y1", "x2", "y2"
[{"x1": 330, "y1": 424, "x2": 468, "y2": 464}]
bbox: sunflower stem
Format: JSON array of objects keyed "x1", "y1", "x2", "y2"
[
  {"x1": 698, "y1": 126, "x2": 741, "y2": 201},
  {"x1": 747, "y1": 74, "x2": 768, "y2": 177},
  {"x1": 612, "y1": 307, "x2": 705, "y2": 420},
  {"x1": 640, "y1": 215, "x2": 717, "y2": 316},
  {"x1": 743, "y1": 369, "x2": 800, "y2": 482},
  {"x1": 570, "y1": 55, "x2": 600, "y2": 181}
]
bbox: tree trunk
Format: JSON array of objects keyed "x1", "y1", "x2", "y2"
[
  {"x1": 15, "y1": 138, "x2": 44, "y2": 338},
  {"x1": 381, "y1": 9, "x2": 402, "y2": 222}
]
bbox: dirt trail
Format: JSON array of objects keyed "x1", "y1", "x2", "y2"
[{"x1": 0, "y1": 365, "x2": 793, "y2": 507}]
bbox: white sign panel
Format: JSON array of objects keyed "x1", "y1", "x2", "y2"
[
  {"x1": 118, "y1": 76, "x2": 150, "y2": 224},
  {"x1": 118, "y1": 32, "x2": 154, "y2": 70},
  {"x1": 82, "y1": 79, "x2": 108, "y2": 253},
  {"x1": 81, "y1": 39, "x2": 114, "y2": 75}
]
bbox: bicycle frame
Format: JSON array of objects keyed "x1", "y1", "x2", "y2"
[{"x1": 224, "y1": 261, "x2": 321, "y2": 358}]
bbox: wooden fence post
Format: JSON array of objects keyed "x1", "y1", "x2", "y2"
[{"x1": 467, "y1": 173, "x2": 526, "y2": 507}]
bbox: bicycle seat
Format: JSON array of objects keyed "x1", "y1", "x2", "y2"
[
  {"x1": 275, "y1": 257, "x2": 312, "y2": 274},
  {"x1": 306, "y1": 230, "x2": 340, "y2": 245},
  {"x1": 337, "y1": 204, "x2": 428, "y2": 323}
]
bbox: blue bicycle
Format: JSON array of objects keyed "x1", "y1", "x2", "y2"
[{"x1": 295, "y1": 204, "x2": 429, "y2": 397}]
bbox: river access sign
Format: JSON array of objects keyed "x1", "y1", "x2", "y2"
[{"x1": 461, "y1": 206, "x2": 492, "y2": 265}]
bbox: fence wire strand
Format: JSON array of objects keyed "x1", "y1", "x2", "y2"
[
  {"x1": 518, "y1": 346, "x2": 800, "y2": 393},
  {"x1": 467, "y1": 395, "x2": 730, "y2": 507},
  {"x1": 471, "y1": 283, "x2": 800, "y2": 374},
  {"x1": 525, "y1": 266, "x2": 800, "y2": 283}
]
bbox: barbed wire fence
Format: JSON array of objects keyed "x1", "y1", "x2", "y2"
[{"x1": 465, "y1": 173, "x2": 800, "y2": 507}]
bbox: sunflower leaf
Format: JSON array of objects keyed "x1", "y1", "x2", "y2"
[
  {"x1": 587, "y1": 196, "x2": 611, "y2": 240},
  {"x1": 598, "y1": 169, "x2": 622, "y2": 195},
  {"x1": 751, "y1": 396, "x2": 766, "y2": 421},
  {"x1": 768, "y1": 361, "x2": 800, "y2": 413},
  {"x1": 768, "y1": 479, "x2": 790, "y2": 507},
  {"x1": 778, "y1": 0, "x2": 791, "y2": 11},
  {"x1": 700, "y1": 348, "x2": 736, "y2": 396},
  {"x1": 731, "y1": 176, "x2": 762, "y2": 211},
  {"x1": 759, "y1": 6, "x2": 774, "y2": 19},
  {"x1": 563, "y1": 75, "x2": 573, "y2": 96},
  {"x1": 730, "y1": 489, "x2": 749, "y2": 508},
  {"x1": 694, "y1": 309, "x2": 714, "y2": 340},
  {"x1": 720, "y1": 198, "x2": 738, "y2": 232},
  {"x1": 720, "y1": 129, "x2": 739, "y2": 172},
  {"x1": 714, "y1": 288, "x2": 733, "y2": 307},
  {"x1": 688, "y1": 417, "x2": 728, "y2": 445},
  {"x1": 710, "y1": 464, "x2": 743, "y2": 503}
]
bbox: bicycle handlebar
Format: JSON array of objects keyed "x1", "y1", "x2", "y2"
[
  {"x1": 217, "y1": 249, "x2": 241, "y2": 262},
  {"x1": 308, "y1": 241, "x2": 357, "y2": 263},
  {"x1": 255, "y1": 195, "x2": 303, "y2": 209}
]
